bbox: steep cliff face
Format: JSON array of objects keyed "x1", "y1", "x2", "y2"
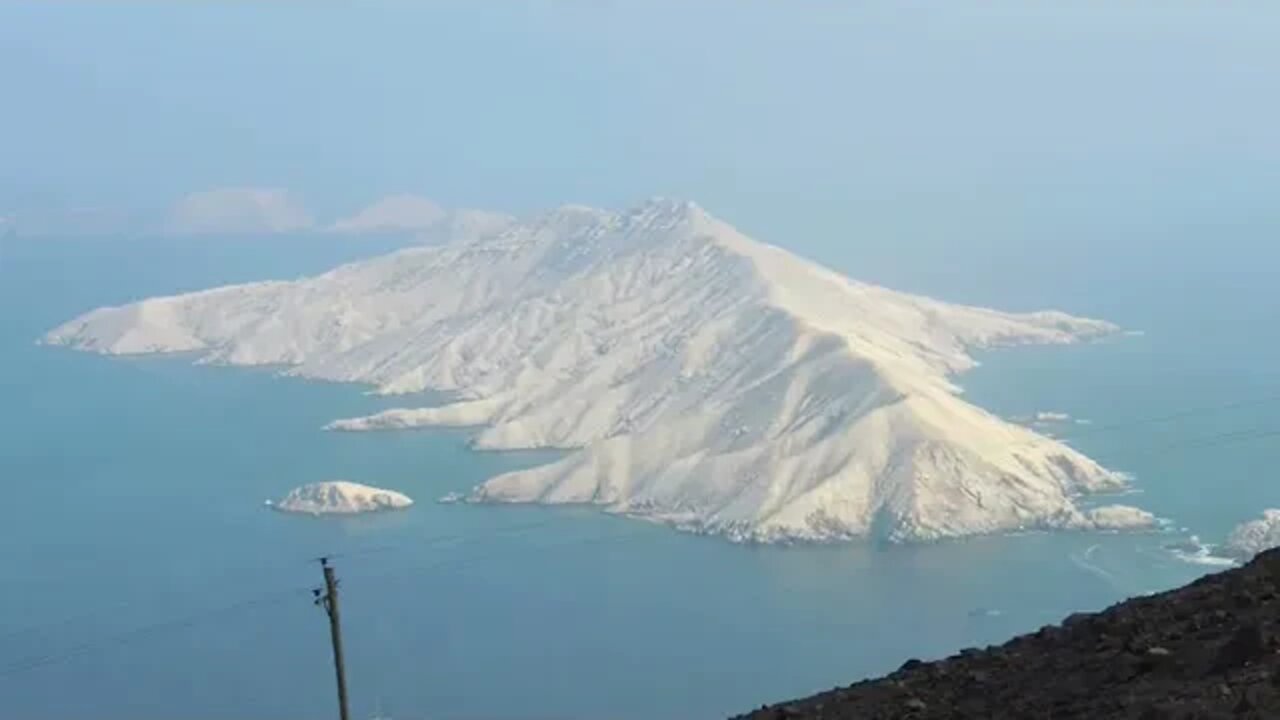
[{"x1": 739, "y1": 549, "x2": 1280, "y2": 719}]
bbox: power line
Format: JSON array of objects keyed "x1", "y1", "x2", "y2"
[
  {"x1": 1031, "y1": 392, "x2": 1280, "y2": 445},
  {"x1": 1152, "y1": 427, "x2": 1280, "y2": 454},
  {"x1": 0, "y1": 603, "x2": 130, "y2": 645},
  {"x1": 316, "y1": 516, "x2": 564, "y2": 566},
  {"x1": 1059, "y1": 425, "x2": 1280, "y2": 463},
  {"x1": 0, "y1": 518, "x2": 623, "y2": 683},
  {"x1": 344, "y1": 523, "x2": 659, "y2": 588},
  {"x1": 0, "y1": 517, "x2": 561, "y2": 650},
  {"x1": 307, "y1": 527, "x2": 639, "y2": 720},
  {"x1": 972, "y1": 423, "x2": 1280, "y2": 473},
  {"x1": 956, "y1": 392, "x2": 1280, "y2": 458},
  {"x1": 0, "y1": 586, "x2": 312, "y2": 679}
]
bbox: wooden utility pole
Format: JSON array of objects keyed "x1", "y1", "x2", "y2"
[{"x1": 316, "y1": 557, "x2": 351, "y2": 720}]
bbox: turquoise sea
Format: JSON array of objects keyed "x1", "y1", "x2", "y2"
[{"x1": 1, "y1": 234, "x2": 1277, "y2": 720}]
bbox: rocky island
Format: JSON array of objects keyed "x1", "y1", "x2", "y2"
[{"x1": 268, "y1": 481, "x2": 413, "y2": 515}]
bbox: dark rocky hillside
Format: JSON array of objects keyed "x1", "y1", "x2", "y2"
[{"x1": 737, "y1": 548, "x2": 1280, "y2": 720}]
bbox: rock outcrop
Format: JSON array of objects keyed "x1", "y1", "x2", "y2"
[{"x1": 269, "y1": 481, "x2": 413, "y2": 515}]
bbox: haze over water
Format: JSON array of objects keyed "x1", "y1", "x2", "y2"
[
  {"x1": 1, "y1": 219, "x2": 1276, "y2": 719},
  {"x1": 2, "y1": 3, "x2": 1278, "y2": 718}
]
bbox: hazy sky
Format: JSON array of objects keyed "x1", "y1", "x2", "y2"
[{"x1": 3, "y1": 2, "x2": 1278, "y2": 315}]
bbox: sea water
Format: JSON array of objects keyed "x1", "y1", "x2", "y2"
[{"x1": 1, "y1": 234, "x2": 1276, "y2": 720}]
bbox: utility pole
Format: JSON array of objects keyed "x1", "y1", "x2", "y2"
[{"x1": 315, "y1": 557, "x2": 351, "y2": 720}]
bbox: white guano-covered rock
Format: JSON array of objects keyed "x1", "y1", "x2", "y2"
[
  {"x1": 270, "y1": 481, "x2": 413, "y2": 515},
  {"x1": 46, "y1": 198, "x2": 1140, "y2": 543},
  {"x1": 1086, "y1": 505, "x2": 1158, "y2": 531}
]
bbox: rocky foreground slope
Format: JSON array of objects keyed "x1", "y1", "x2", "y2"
[{"x1": 739, "y1": 549, "x2": 1280, "y2": 719}]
